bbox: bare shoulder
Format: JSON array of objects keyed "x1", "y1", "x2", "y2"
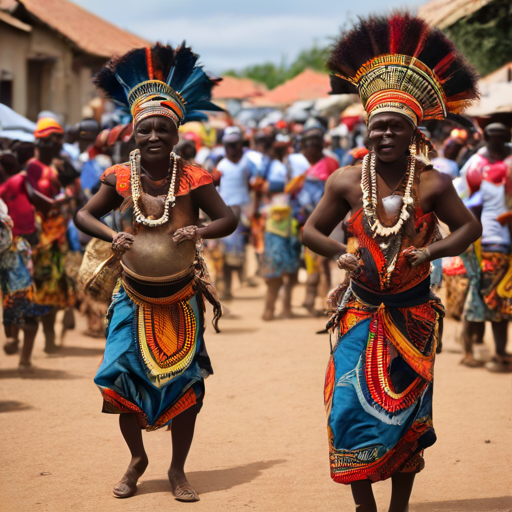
[
  {"x1": 419, "y1": 164, "x2": 452, "y2": 194},
  {"x1": 326, "y1": 164, "x2": 362, "y2": 193}
]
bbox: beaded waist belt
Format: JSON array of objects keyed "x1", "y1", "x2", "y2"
[
  {"x1": 121, "y1": 263, "x2": 196, "y2": 306},
  {"x1": 121, "y1": 262, "x2": 194, "y2": 285},
  {"x1": 122, "y1": 274, "x2": 195, "y2": 307}
]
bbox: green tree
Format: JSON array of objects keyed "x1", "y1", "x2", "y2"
[
  {"x1": 224, "y1": 43, "x2": 329, "y2": 90},
  {"x1": 444, "y1": 0, "x2": 512, "y2": 77},
  {"x1": 286, "y1": 44, "x2": 329, "y2": 79}
]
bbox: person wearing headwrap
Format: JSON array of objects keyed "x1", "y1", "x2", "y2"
[
  {"x1": 75, "y1": 43, "x2": 237, "y2": 502},
  {"x1": 25, "y1": 117, "x2": 76, "y2": 353},
  {"x1": 302, "y1": 13, "x2": 481, "y2": 512}
]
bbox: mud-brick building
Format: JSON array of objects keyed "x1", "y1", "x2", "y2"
[{"x1": 0, "y1": 0, "x2": 149, "y2": 124}]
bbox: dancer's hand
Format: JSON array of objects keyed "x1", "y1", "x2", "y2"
[
  {"x1": 111, "y1": 232, "x2": 135, "y2": 256},
  {"x1": 404, "y1": 246, "x2": 430, "y2": 267},
  {"x1": 173, "y1": 225, "x2": 200, "y2": 245},
  {"x1": 337, "y1": 253, "x2": 361, "y2": 274}
]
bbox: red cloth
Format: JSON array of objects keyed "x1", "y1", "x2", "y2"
[
  {"x1": 0, "y1": 174, "x2": 36, "y2": 237},
  {"x1": 100, "y1": 162, "x2": 214, "y2": 199},
  {"x1": 306, "y1": 156, "x2": 339, "y2": 181},
  {"x1": 466, "y1": 153, "x2": 512, "y2": 196},
  {"x1": 25, "y1": 158, "x2": 60, "y2": 199}
]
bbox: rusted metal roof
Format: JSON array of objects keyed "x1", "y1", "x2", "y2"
[
  {"x1": 3, "y1": 0, "x2": 150, "y2": 58},
  {"x1": 213, "y1": 76, "x2": 268, "y2": 101},
  {"x1": 418, "y1": 0, "x2": 493, "y2": 29},
  {"x1": 253, "y1": 69, "x2": 330, "y2": 107},
  {"x1": 0, "y1": 8, "x2": 30, "y2": 31},
  {"x1": 481, "y1": 62, "x2": 512, "y2": 84}
]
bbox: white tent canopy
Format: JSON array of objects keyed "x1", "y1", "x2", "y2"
[{"x1": 0, "y1": 103, "x2": 36, "y2": 132}]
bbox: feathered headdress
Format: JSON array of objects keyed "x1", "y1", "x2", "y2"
[
  {"x1": 327, "y1": 12, "x2": 479, "y2": 128},
  {"x1": 93, "y1": 43, "x2": 222, "y2": 127}
]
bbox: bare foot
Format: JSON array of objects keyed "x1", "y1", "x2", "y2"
[
  {"x1": 485, "y1": 357, "x2": 512, "y2": 373},
  {"x1": 168, "y1": 468, "x2": 200, "y2": 502},
  {"x1": 303, "y1": 305, "x2": 322, "y2": 317},
  {"x1": 262, "y1": 310, "x2": 274, "y2": 321},
  {"x1": 18, "y1": 362, "x2": 35, "y2": 374},
  {"x1": 3, "y1": 339, "x2": 19, "y2": 355},
  {"x1": 113, "y1": 455, "x2": 148, "y2": 498},
  {"x1": 460, "y1": 354, "x2": 484, "y2": 368}
]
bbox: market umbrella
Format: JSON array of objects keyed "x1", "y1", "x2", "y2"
[{"x1": 0, "y1": 103, "x2": 36, "y2": 141}]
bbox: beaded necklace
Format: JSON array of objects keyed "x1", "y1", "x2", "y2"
[
  {"x1": 361, "y1": 146, "x2": 416, "y2": 238},
  {"x1": 129, "y1": 148, "x2": 179, "y2": 227}
]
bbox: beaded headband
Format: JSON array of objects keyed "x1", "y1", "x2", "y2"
[
  {"x1": 327, "y1": 13, "x2": 479, "y2": 128},
  {"x1": 129, "y1": 80, "x2": 187, "y2": 127},
  {"x1": 94, "y1": 43, "x2": 222, "y2": 129}
]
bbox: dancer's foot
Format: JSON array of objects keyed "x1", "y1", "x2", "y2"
[
  {"x1": 83, "y1": 330, "x2": 105, "y2": 339},
  {"x1": 3, "y1": 338, "x2": 19, "y2": 355},
  {"x1": 460, "y1": 354, "x2": 484, "y2": 368},
  {"x1": 485, "y1": 356, "x2": 512, "y2": 373},
  {"x1": 168, "y1": 468, "x2": 200, "y2": 502},
  {"x1": 262, "y1": 309, "x2": 274, "y2": 321},
  {"x1": 278, "y1": 309, "x2": 297, "y2": 319},
  {"x1": 303, "y1": 305, "x2": 322, "y2": 317},
  {"x1": 44, "y1": 343, "x2": 60, "y2": 354},
  {"x1": 18, "y1": 361, "x2": 34, "y2": 373},
  {"x1": 113, "y1": 456, "x2": 148, "y2": 498}
]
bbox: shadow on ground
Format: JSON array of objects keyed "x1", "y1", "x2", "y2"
[
  {"x1": 227, "y1": 295, "x2": 265, "y2": 301},
  {"x1": 50, "y1": 345, "x2": 105, "y2": 358},
  {"x1": 137, "y1": 459, "x2": 286, "y2": 496},
  {"x1": 0, "y1": 368, "x2": 79, "y2": 380},
  {"x1": 217, "y1": 327, "x2": 260, "y2": 336},
  {"x1": 411, "y1": 496, "x2": 512, "y2": 512},
  {"x1": 0, "y1": 400, "x2": 32, "y2": 413}
]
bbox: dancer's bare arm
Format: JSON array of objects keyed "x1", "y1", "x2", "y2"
[
  {"x1": 75, "y1": 182, "x2": 123, "y2": 243},
  {"x1": 302, "y1": 167, "x2": 360, "y2": 258},
  {"x1": 407, "y1": 170, "x2": 481, "y2": 266},
  {"x1": 173, "y1": 183, "x2": 238, "y2": 244}
]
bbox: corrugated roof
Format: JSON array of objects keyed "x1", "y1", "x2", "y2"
[
  {"x1": 0, "y1": 0, "x2": 18, "y2": 10},
  {"x1": 13, "y1": 0, "x2": 150, "y2": 58},
  {"x1": 213, "y1": 76, "x2": 268, "y2": 100},
  {"x1": 481, "y1": 62, "x2": 512, "y2": 84},
  {"x1": 253, "y1": 69, "x2": 330, "y2": 107},
  {"x1": 0, "y1": 8, "x2": 30, "y2": 31},
  {"x1": 418, "y1": 0, "x2": 493, "y2": 29}
]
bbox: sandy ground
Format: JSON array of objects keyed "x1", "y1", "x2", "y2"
[{"x1": 0, "y1": 281, "x2": 511, "y2": 512}]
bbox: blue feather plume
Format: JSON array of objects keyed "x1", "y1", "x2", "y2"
[{"x1": 94, "y1": 43, "x2": 222, "y2": 122}]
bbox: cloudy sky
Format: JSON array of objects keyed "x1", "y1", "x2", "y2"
[{"x1": 71, "y1": 0, "x2": 427, "y2": 74}]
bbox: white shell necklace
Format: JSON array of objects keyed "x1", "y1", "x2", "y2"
[
  {"x1": 130, "y1": 148, "x2": 179, "y2": 227},
  {"x1": 361, "y1": 145, "x2": 416, "y2": 238}
]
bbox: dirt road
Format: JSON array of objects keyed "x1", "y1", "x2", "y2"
[{"x1": 1, "y1": 283, "x2": 511, "y2": 512}]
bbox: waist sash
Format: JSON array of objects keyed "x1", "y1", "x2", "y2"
[{"x1": 351, "y1": 277, "x2": 432, "y2": 308}]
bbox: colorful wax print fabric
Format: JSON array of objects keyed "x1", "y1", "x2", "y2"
[
  {"x1": 325, "y1": 168, "x2": 444, "y2": 484},
  {"x1": 260, "y1": 207, "x2": 301, "y2": 279},
  {"x1": 325, "y1": 284, "x2": 442, "y2": 484},
  {"x1": 480, "y1": 251, "x2": 512, "y2": 322},
  {"x1": 0, "y1": 237, "x2": 50, "y2": 325},
  {"x1": 94, "y1": 281, "x2": 209, "y2": 431}
]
